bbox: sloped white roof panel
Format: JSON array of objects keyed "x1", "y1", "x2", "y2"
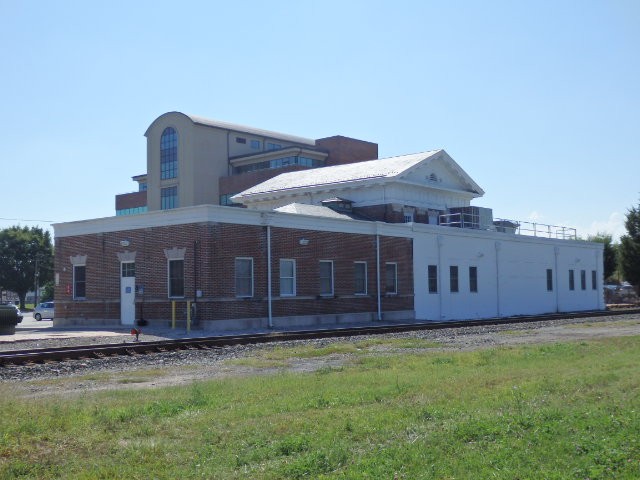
[
  {"x1": 274, "y1": 203, "x2": 354, "y2": 220},
  {"x1": 236, "y1": 150, "x2": 441, "y2": 197}
]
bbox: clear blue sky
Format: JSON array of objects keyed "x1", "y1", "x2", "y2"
[{"x1": 1, "y1": 0, "x2": 638, "y2": 240}]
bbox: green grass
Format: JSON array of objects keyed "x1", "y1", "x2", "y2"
[
  {"x1": 230, "y1": 337, "x2": 441, "y2": 368},
  {"x1": 1, "y1": 336, "x2": 639, "y2": 479}
]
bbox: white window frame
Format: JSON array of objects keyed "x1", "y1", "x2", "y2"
[
  {"x1": 235, "y1": 257, "x2": 254, "y2": 298},
  {"x1": 167, "y1": 259, "x2": 185, "y2": 298},
  {"x1": 279, "y1": 259, "x2": 296, "y2": 297},
  {"x1": 121, "y1": 261, "x2": 135, "y2": 278},
  {"x1": 354, "y1": 261, "x2": 368, "y2": 295},
  {"x1": 319, "y1": 260, "x2": 334, "y2": 296},
  {"x1": 385, "y1": 262, "x2": 398, "y2": 295},
  {"x1": 73, "y1": 264, "x2": 86, "y2": 299}
]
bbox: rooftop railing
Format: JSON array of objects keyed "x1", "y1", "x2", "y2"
[
  {"x1": 439, "y1": 213, "x2": 577, "y2": 240},
  {"x1": 494, "y1": 218, "x2": 577, "y2": 240}
]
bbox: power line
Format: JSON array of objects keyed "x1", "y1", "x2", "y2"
[{"x1": 0, "y1": 217, "x2": 57, "y2": 223}]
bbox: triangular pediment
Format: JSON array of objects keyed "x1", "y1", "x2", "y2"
[{"x1": 399, "y1": 150, "x2": 484, "y2": 196}]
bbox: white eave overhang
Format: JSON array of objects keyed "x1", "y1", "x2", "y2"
[
  {"x1": 229, "y1": 147, "x2": 328, "y2": 167},
  {"x1": 232, "y1": 176, "x2": 388, "y2": 204}
]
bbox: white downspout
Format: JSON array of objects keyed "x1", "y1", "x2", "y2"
[
  {"x1": 495, "y1": 241, "x2": 501, "y2": 317},
  {"x1": 554, "y1": 246, "x2": 560, "y2": 313},
  {"x1": 376, "y1": 233, "x2": 382, "y2": 321},
  {"x1": 267, "y1": 224, "x2": 273, "y2": 328},
  {"x1": 437, "y1": 235, "x2": 443, "y2": 319},
  {"x1": 596, "y1": 249, "x2": 604, "y2": 310}
]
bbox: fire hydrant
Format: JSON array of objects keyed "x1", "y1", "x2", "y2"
[{"x1": 130, "y1": 327, "x2": 142, "y2": 342}]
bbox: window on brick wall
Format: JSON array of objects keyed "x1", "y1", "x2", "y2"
[
  {"x1": 547, "y1": 268, "x2": 553, "y2": 291},
  {"x1": 385, "y1": 262, "x2": 398, "y2": 294},
  {"x1": 235, "y1": 258, "x2": 254, "y2": 298},
  {"x1": 354, "y1": 261, "x2": 367, "y2": 295},
  {"x1": 581, "y1": 270, "x2": 586, "y2": 290},
  {"x1": 428, "y1": 265, "x2": 438, "y2": 293},
  {"x1": 450, "y1": 265, "x2": 459, "y2": 293},
  {"x1": 73, "y1": 265, "x2": 86, "y2": 299},
  {"x1": 319, "y1": 260, "x2": 334, "y2": 296},
  {"x1": 168, "y1": 259, "x2": 184, "y2": 298},
  {"x1": 592, "y1": 270, "x2": 597, "y2": 290},
  {"x1": 121, "y1": 262, "x2": 135, "y2": 278},
  {"x1": 279, "y1": 259, "x2": 296, "y2": 296}
]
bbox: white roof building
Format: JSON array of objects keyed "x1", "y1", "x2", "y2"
[{"x1": 232, "y1": 149, "x2": 485, "y2": 215}]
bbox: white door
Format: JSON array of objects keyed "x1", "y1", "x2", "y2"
[{"x1": 120, "y1": 262, "x2": 136, "y2": 326}]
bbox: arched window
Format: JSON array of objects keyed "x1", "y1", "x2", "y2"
[{"x1": 160, "y1": 127, "x2": 178, "y2": 179}]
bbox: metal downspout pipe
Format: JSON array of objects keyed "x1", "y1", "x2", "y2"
[
  {"x1": 267, "y1": 224, "x2": 273, "y2": 328},
  {"x1": 554, "y1": 246, "x2": 560, "y2": 312},
  {"x1": 437, "y1": 235, "x2": 443, "y2": 320},
  {"x1": 376, "y1": 232, "x2": 382, "y2": 322},
  {"x1": 495, "y1": 241, "x2": 501, "y2": 317}
]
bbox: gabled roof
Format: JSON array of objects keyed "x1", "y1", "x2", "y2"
[{"x1": 233, "y1": 149, "x2": 484, "y2": 202}]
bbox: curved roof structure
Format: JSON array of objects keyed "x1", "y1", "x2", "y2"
[{"x1": 145, "y1": 111, "x2": 316, "y2": 146}]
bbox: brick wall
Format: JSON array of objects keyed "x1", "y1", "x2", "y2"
[
  {"x1": 315, "y1": 135, "x2": 378, "y2": 166},
  {"x1": 115, "y1": 191, "x2": 147, "y2": 210},
  {"x1": 218, "y1": 165, "x2": 308, "y2": 199},
  {"x1": 54, "y1": 221, "x2": 413, "y2": 326}
]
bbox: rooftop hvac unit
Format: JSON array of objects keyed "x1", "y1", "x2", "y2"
[{"x1": 443, "y1": 207, "x2": 494, "y2": 230}]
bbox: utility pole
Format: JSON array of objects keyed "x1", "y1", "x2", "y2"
[{"x1": 34, "y1": 256, "x2": 39, "y2": 307}]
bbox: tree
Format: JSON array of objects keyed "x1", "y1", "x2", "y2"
[
  {"x1": 587, "y1": 233, "x2": 618, "y2": 282},
  {"x1": 41, "y1": 280, "x2": 55, "y2": 302},
  {"x1": 619, "y1": 201, "x2": 640, "y2": 288},
  {"x1": 0, "y1": 226, "x2": 54, "y2": 309}
]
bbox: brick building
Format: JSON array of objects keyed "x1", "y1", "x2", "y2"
[{"x1": 55, "y1": 113, "x2": 604, "y2": 329}]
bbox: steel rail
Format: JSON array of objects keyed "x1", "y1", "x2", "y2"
[{"x1": 1, "y1": 309, "x2": 639, "y2": 366}]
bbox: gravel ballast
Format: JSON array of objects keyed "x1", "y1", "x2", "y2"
[{"x1": 1, "y1": 313, "x2": 639, "y2": 397}]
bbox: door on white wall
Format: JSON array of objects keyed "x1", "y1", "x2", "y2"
[{"x1": 120, "y1": 262, "x2": 136, "y2": 326}]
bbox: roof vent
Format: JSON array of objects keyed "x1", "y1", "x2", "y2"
[{"x1": 321, "y1": 197, "x2": 353, "y2": 212}]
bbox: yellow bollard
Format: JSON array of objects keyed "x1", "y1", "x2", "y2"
[
  {"x1": 172, "y1": 301, "x2": 176, "y2": 329},
  {"x1": 186, "y1": 301, "x2": 191, "y2": 334}
]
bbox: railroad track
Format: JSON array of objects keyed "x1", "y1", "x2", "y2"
[{"x1": 2, "y1": 309, "x2": 639, "y2": 366}]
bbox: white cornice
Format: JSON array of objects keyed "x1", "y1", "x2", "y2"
[{"x1": 54, "y1": 204, "x2": 601, "y2": 251}]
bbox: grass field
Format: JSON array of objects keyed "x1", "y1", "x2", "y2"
[{"x1": 1, "y1": 336, "x2": 639, "y2": 479}]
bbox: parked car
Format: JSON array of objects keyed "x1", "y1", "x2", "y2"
[
  {"x1": 0, "y1": 302, "x2": 22, "y2": 323},
  {"x1": 33, "y1": 301, "x2": 54, "y2": 321},
  {"x1": 14, "y1": 305, "x2": 23, "y2": 323}
]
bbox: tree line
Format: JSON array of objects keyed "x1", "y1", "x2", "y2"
[
  {"x1": 0, "y1": 226, "x2": 53, "y2": 309},
  {"x1": 590, "y1": 200, "x2": 640, "y2": 289}
]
